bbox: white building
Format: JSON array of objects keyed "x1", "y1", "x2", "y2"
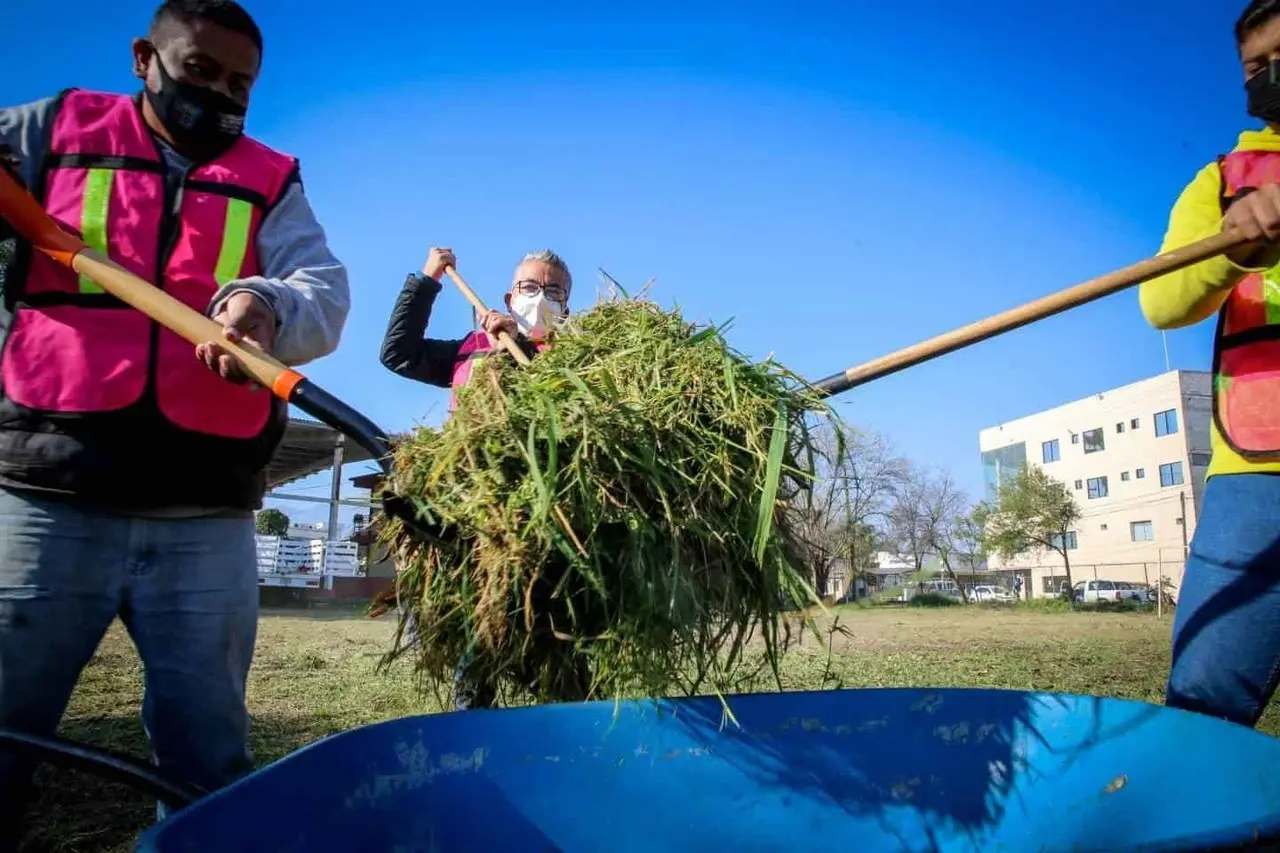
[
  {"x1": 978, "y1": 371, "x2": 1210, "y2": 599},
  {"x1": 824, "y1": 552, "x2": 946, "y2": 600},
  {"x1": 286, "y1": 522, "x2": 329, "y2": 541}
]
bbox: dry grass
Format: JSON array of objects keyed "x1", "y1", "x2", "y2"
[{"x1": 16, "y1": 603, "x2": 1279, "y2": 852}]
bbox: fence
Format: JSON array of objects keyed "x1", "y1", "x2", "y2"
[
  {"x1": 255, "y1": 536, "x2": 361, "y2": 588},
  {"x1": 1002, "y1": 559, "x2": 1184, "y2": 596}
]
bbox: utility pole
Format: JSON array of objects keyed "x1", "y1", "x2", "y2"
[
  {"x1": 324, "y1": 434, "x2": 346, "y2": 592},
  {"x1": 1161, "y1": 489, "x2": 1190, "y2": 618},
  {"x1": 1179, "y1": 490, "x2": 1189, "y2": 557}
]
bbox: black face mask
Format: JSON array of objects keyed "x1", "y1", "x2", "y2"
[
  {"x1": 1247, "y1": 59, "x2": 1280, "y2": 125},
  {"x1": 144, "y1": 53, "x2": 247, "y2": 159}
]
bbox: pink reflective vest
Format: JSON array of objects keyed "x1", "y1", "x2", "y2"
[
  {"x1": 448, "y1": 330, "x2": 546, "y2": 410},
  {"x1": 1215, "y1": 149, "x2": 1280, "y2": 457},
  {"x1": 0, "y1": 88, "x2": 297, "y2": 507}
]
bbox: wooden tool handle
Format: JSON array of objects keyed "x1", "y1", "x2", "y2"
[
  {"x1": 810, "y1": 229, "x2": 1250, "y2": 398},
  {"x1": 443, "y1": 265, "x2": 534, "y2": 366},
  {"x1": 75, "y1": 251, "x2": 301, "y2": 396},
  {"x1": 0, "y1": 166, "x2": 302, "y2": 398}
]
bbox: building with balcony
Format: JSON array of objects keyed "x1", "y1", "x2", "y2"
[{"x1": 977, "y1": 371, "x2": 1210, "y2": 598}]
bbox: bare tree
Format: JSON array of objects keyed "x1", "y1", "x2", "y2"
[
  {"x1": 917, "y1": 469, "x2": 971, "y2": 599},
  {"x1": 887, "y1": 463, "x2": 935, "y2": 592},
  {"x1": 789, "y1": 427, "x2": 847, "y2": 598},
  {"x1": 792, "y1": 424, "x2": 907, "y2": 599},
  {"x1": 840, "y1": 428, "x2": 908, "y2": 596},
  {"x1": 887, "y1": 465, "x2": 977, "y2": 599}
]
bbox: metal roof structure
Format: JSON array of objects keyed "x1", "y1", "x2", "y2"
[{"x1": 267, "y1": 417, "x2": 376, "y2": 489}]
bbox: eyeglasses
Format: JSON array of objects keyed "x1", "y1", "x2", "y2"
[{"x1": 514, "y1": 279, "x2": 568, "y2": 303}]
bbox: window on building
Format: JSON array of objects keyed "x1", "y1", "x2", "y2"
[
  {"x1": 1070, "y1": 433, "x2": 1080, "y2": 445},
  {"x1": 1073, "y1": 479, "x2": 1083, "y2": 490},
  {"x1": 1190, "y1": 452, "x2": 1211, "y2": 467},
  {"x1": 1154, "y1": 409, "x2": 1179, "y2": 437},
  {"x1": 1135, "y1": 468, "x2": 1146, "y2": 479},
  {"x1": 1082, "y1": 428, "x2": 1105, "y2": 454},
  {"x1": 1159, "y1": 461, "x2": 1185, "y2": 487},
  {"x1": 1041, "y1": 439, "x2": 1061, "y2": 464},
  {"x1": 1130, "y1": 418, "x2": 1140, "y2": 429},
  {"x1": 1130, "y1": 520, "x2": 1154, "y2": 542},
  {"x1": 981, "y1": 442, "x2": 1027, "y2": 503},
  {"x1": 1042, "y1": 576, "x2": 1068, "y2": 595},
  {"x1": 1087, "y1": 476, "x2": 1109, "y2": 499},
  {"x1": 1120, "y1": 471, "x2": 1130, "y2": 482},
  {"x1": 1116, "y1": 422, "x2": 1125, "y2": 433}
]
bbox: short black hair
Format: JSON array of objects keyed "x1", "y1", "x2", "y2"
[
  {"x1": 1237, "y1": 0, "x2": 1280, "y2": 45},
  {"x1": 149, "y1": 0, "x2": 263, "y2": 55}
]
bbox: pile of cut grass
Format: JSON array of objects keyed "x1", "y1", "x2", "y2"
[{"x1": 377, "y1": 297, "x2": 841, "y2": 706}]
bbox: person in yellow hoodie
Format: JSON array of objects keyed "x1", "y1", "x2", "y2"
[{"x1": 1141, "y1": 0, "x2": 1280, "y2": 729}]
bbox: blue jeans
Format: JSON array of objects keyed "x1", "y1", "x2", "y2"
[
  {"x1": 0, "y1": 487, "x2": 259, "y2": 845},
  {"x1": 1166, "y1": 472, "x2": 1280, "y2": 728}
]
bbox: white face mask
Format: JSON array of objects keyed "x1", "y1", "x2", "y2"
[{"x1": 509, "y1": 291, "x2": 565, "y2": 340}]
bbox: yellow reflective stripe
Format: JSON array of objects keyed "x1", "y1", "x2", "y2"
[
  {"x1": 78, "y1": 169, "x2": 113, "y2": 294},
  {"x1": 213, "y1": 198, "x2": 254, "y2": 288}
]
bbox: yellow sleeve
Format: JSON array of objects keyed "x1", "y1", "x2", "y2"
[{"x1": 1138, "y1": 161, "x2": 1257, "y2": 330}]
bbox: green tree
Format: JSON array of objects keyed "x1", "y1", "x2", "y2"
[
  {"x1": 977, "y1": 466, "x2": 1081, "y2": 596},
  {"x1": 844, "y1": 519, "x2": 882, "y2": 598},
  {"x1": 948, "y1": 508, "x2": 989, "y2": 589},
  {"x1": 255, "y1": 507, "x2": 290, "y2": 536}
]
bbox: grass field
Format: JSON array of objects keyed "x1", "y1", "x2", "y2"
[{"x1": 18, "y1": 604, "x2": 1280, "y2": 852}]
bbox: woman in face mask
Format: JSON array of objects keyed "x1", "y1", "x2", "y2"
[
  {"x1": 378, "y1": 246, "x2": 572, "y2": 411},
  {"x1": 376, "y1": 247, "x2": 578, "y2": 709}
]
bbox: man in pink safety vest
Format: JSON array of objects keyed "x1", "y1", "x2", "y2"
[{"x1": 0, "y1": 1, "x2": 350, "y2": 842}]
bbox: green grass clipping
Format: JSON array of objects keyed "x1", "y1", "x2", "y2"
[{"x1": 377, "y1": 297, "x2": 840, "y2": 707}]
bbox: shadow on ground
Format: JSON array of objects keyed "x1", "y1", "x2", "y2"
[{"x1": 17, "y1": 712, "x2": 343, "y2": 853}]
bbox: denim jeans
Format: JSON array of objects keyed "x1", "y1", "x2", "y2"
[
  {"x1": 1166, "y1": 472, "x2": 1280, "y2": 728},
  {"x1": 0, "y1": 486, "x2": 259, "y2": 847},
  {"x1": 453, "y1": 653, "x2": 495, "y2": 711}
]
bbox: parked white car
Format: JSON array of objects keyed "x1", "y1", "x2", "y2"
[
  {"x1": 1073, "y1": 579, "x2": 1148, "y2": 604},
  {"x1": 971, "y1": 585, "x2": 1015, "y2": 603}
]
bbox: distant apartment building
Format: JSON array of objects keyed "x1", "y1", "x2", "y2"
[
  {"x1": 286, "y1": 522, "x2": 329, "y2": 541},
  {"x1": 978, "y1": 371, "x2": 1211, "y2": 599}
]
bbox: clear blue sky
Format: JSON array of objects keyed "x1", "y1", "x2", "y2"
[{"x1": 3, "y1": 0, "x2": 1244, "y2": 527}]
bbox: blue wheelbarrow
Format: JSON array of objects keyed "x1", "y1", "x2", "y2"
[{"x1": 6, "y1": 687, "x2": 1280, "y2": 852}]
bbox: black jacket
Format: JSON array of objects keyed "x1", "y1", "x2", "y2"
[{"x1": 379, "y1": 273, "x2": 539, "y2": 386}]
